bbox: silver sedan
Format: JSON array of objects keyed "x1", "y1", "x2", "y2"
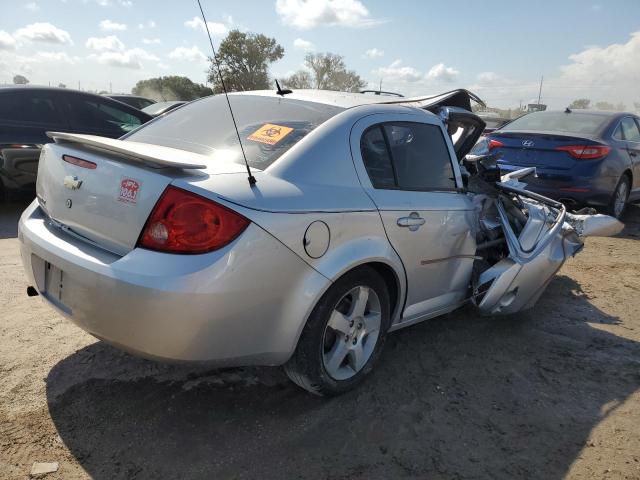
[{"x1": 19, "y1": 89, "x2": 622, "y2": 395}]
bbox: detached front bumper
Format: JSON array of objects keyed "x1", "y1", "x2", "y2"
[{"x1": 18, "y1": 200, "x2": 329, "y2": 365}]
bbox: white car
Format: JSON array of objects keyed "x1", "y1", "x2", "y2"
[{"x1": 19, "y1": 89, "x2": 622, "y2": 395}]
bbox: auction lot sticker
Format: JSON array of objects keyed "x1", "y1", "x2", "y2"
[
  {"x1": 118, "y1": 177, "x2": 141, "y2": 205},
  {"x1": 247, "y1": 123, "x2": 294, "y2": 145}
]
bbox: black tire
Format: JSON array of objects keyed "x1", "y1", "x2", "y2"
[
  {"x1": 607, "y1": 175, "x2": 630, "y2": 219},
  {"x1": 284, "y1": 266, "x2": 391, "y2": 396}
]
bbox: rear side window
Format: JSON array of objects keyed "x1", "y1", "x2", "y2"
[
  {"x1": 65, "y1": 97, "x2": 146, "y2": 135},
  {"x1": 0, "y1": 91, "x2": 64, "y2": 126},
  {"x1": 126, "y1": 95, "x2": 343, "y2": 170},
  {"x1": 360, "y1": 122, "x2": 456, "y2": 191},
  {"x1": 620, "y1": 117, "x2": 640, "y2": 142}
]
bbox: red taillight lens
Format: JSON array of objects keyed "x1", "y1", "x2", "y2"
[
  {"x1": 138, "y1": 186, "x2": 249, "y2": 254},
  {"x1": 488, "y1": 139, "x2": 504, "y2": 150},
  {"x1": 555, "y1": 145, "x2": 611, "y2": 160},
  {"x1": 63, "y1": 154, "x2": 97, "y2": 169}
]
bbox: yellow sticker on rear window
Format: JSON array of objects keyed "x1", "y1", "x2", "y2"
[{"x1": 247, "y1": 123, "x2": 294, "y2": 146}]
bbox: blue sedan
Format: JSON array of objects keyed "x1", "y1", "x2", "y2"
[{"x1": 486, "y1": 110, "x2": 640, "y2": 218}]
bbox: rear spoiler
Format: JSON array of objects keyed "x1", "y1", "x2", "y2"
[{"x1": 46, "y1": 132, "x2": 207, "y2": 169}]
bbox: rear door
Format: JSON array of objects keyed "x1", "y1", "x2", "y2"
[
  {"x1": 61, "y1": 93, "x2": 150, "y2": 138},
  {"x1": 351, "y1": 112, "x2": 476, "y2": 321}
]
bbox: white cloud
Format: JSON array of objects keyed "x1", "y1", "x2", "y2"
[
  {"x1": 426, "y1": 63, "x2": 459, "y2": 83},
  {"x1": 93, "y1": 0, "x2": 132, "y2": 6},
  {"x1": 89, "y1": 47, "x2": 157, "y2": 69},
  {"x1": 293, "y1": 38, "x2": 314, "y2": 51},
  {"x1": 184, "y1": 16, "x2": 228, "y2": 36},
  {"x1": 142, "y1": 38, "x2": 161, "y2": 45},
  {"x1": 138, "y1": 20, "x2": 156, "y2": 29},
  {"x1": 86, "y1": 35, "x2": 124, "y2": 52},
  {"x1": 0, "y1": 31, "x2": 16, "y2": 50},
  {"x1": 36, "y1": 51, "x2": 75, "y2": 63},
  {"x1": 552, "y1": 30, "x2": 640, "y2": 106},
  {"x1": 372, "y1": 59, "x2": 422, "y2": 82},
  {"x1": 99, "y1": 19, "x2": 127, "y2": 31},
  {"x1": 14, "y1": 22, "x2": 73, "y2": 45},
  {"x1": 168, "y1": 45, "x2": 207, "y2": 63},
  {"x1": 364, "y1": 47, "x2": 384, "y2": 59},
  {"x1": 275, "y1": 0, "x2": 384, "y2": 29},
  {"x1": 25, "y1": 2, "x2": 39, "y2": 11}
]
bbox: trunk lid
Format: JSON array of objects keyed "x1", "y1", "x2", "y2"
[
  {"x1": 490, "y1": 131, "x2": 604, "y2": 171},
  {"x1": 36, "y1": 134, "x2": 247, "y2": 255}
]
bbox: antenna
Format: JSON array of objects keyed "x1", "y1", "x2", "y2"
[{"x1": 196, "y1": 0, "x2": 256, "y2": 186}]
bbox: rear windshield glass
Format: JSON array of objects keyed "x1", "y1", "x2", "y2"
[
  {"x1": 501, "y1": 112, "x2": 609, "y2": 135},
  {"x1": 126, "y1": 95, "x2": 344, "y2": 170}
]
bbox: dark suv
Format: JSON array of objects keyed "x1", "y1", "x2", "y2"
[{"x1": 0, "y1": 86, "x2": 152, "y2": 199}]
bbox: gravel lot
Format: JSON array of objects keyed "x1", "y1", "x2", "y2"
[{"x1": 1, "y1": 199, "x2": 640, "y2": 479}]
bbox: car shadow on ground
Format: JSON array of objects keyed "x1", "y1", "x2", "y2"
[
  {"x1": 0, "y1": 198, "x2": 31, "y2": 239},
  {"x1": 46, "y1": 273, "x2": 640, "y2": 479}
]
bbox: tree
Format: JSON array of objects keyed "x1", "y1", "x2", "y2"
[
  {"x1": 207, "y1": 30, "x2": 284, "y2": 93},
  {"x1": 282, "y1": 70, "x2": 312, "y2": 89},
  {"x1": 569, "y1": 98, "x2": 590, "y2": 109},
  {"x1": 132, "y1": 76, "x2": 212, "y2": 101},
  {"x1": 634, "y1": 102, "x2": 640, "y2": 113},
  {"x1": 595, "y1": 101, "x2": 615, "y2": 111},
  {"x1": 58, "y1": 83, "x2": 66, "y2": 88},
  {"x1": 13, "y1": 75, "x2": 29, "y2": 85},
  {"x1": 615, "y1": 102, "x2": 626, "y2": 111},
  {"x1": 283, "y1": 52, "x2": 366, "y2": 92}
]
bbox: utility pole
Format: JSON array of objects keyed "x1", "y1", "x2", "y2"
[
  {"x1": 78, "y1": 80, "x2": 81, "y2": 91},
  {"x1": 537, "y1": 75, "x2": 544, "y2": 105},
  {"x1": 379, "y1": 78, "x2": 382, "y2": 93},
  {"x1": 110, "y1": 81, "x2": 112, "y2": 93}
]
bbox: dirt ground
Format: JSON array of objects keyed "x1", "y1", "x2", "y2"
[{"x1": 1, "y1": 199, "x2": 640, "y2": 480}]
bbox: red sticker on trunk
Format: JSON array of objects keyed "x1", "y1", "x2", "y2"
[{"x1": 118, "y1": 177, "x2": 141, "y2": 204}]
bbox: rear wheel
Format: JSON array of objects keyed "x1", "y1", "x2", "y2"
[
  {"x1": 284, "y1": 266, "x2": 391, "y2": 396},
  {"x1": 608, "y1": 175, "x2": 630, "y2": 219}
]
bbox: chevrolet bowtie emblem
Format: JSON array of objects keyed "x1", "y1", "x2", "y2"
[{"x1": 63, "y1": 175, "x2": 82, "y2": 190}]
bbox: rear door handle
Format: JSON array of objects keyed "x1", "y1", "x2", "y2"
[{"x1": 397, "y1": 212, "x2": 426, "y2": 231}]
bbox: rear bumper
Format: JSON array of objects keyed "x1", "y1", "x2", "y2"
[
  {"x1": 18, "y1": 200, "x2": 329, "y2": 365},
  {"x1": 499, "y1": 167, "x2": 616, "y2": 208}
]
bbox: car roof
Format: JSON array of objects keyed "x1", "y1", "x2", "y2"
[
  {"x1": 539, "y1": 109, "x2": 634, "y2": 118},
  {"x1": 231, "y1": 88, "x2": 483, "y2": 111}
]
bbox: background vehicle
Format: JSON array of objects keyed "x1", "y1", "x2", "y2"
[
  {"x1": 477, "y1": 112, "x2": 510, "y2": 134},
  {"x1": 0, "y1": 86, "x2": 152, "y2": 199},
  {"x1": 485, "y1": 109, "x2": 640, "y2": 218},
  {"x1": 19, "y1": 90, "x2": 619, "y2": 396},
  {"x1": 141, "y1": 101, "x2": 186, "y2": 117},
  {"x1": 106, "y1": 94, "x2": 156, "y2": 110}
]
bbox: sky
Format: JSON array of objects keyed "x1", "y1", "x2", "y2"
[{"x1": 1, "y1": 0, "x2": 640, "y2": 109}]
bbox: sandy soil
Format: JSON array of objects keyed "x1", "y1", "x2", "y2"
[{"x1": 1, "y1": 199, "x2": 640, "y2": 480}]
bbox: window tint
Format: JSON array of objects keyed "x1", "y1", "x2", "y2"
[
  {"x1": 386, "y1": 122, "x2": 455, "y2": 190},
  {"x1": 0, "y1": 91, "x2": 64, "y2": 126},
  {"x1": 360, "y1": 126, "x2": 396, "y2": 189},
  {"x1": 66, "y1": 97, "x2": 145, "y2": 135},
  {"x1": 620, "y1": 117, "x2": 640, "y2": 142},
  {"x1": 127, "y1": 95, "x2": 343, "y2": 170},
  {"x1": 613, "y1": 124, "x2": 624, "y2": 140},
  {"x1": 501, "y1": 112, "x2": 609, "y2": 135}
]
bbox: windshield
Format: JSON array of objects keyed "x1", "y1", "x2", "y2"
[
  {"x1": 501, "y1": 112, "x2": 609, "y2": 135},
  {"x1": 126, "y1": 94, "x2": 344, "y2": 170}
]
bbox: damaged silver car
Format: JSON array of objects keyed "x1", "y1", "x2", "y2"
[{"x1": 18, "y1": 89, "x2": 623, "y2": 396}]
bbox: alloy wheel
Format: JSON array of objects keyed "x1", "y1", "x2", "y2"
[
  {"x1": 614, "y1": 180, "x2": 629, "y2": 218},
  {"x1": 322, "y1": 286, "x2": 382, "y2": 381}
]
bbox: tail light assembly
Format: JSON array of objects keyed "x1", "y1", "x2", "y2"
[
  {"x1": 138, "y1": 186, "x2": 249, "y2": 254},
  {"x1": 488, "y1": 139, "x2": 504, "y2": 150},
  {"x1": 555, "y1": 145, "x2": 611, "y2": 160}
]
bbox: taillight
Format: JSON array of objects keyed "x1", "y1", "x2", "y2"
[
  {"x1": 63, "y1": 154, "x2": 97, "y2": 169},
  {"x1": 488, "y1": 139, "x2": 504, "y2": 150},
  {"x1": 138, "y1": 186, "x2": 249, "y2": 254},
  {"x1": 555, "y1": 145, "x2": 611, "y2": 160}
]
